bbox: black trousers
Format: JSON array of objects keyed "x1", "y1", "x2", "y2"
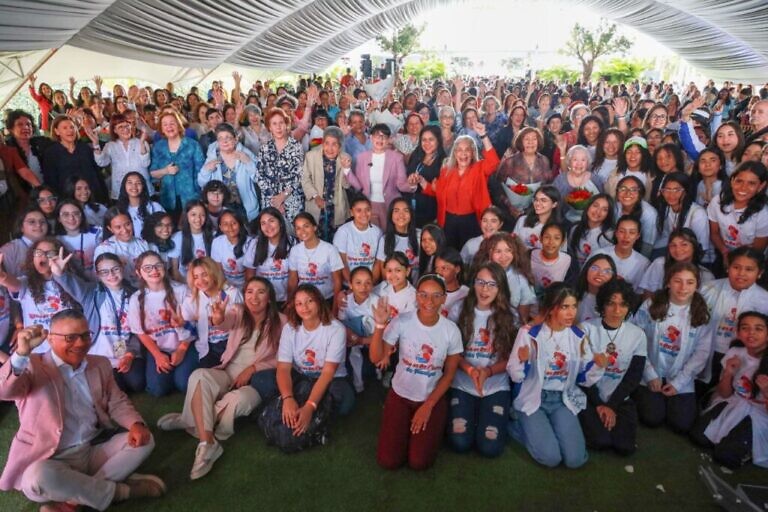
[
  {"x1": 634, "y1": 385, "x2": 698, "y2": 434},
  {"x1": 579, "y1": 399, "x2": 639, "y2": 455},
  {"x1": 444, "y1": 212, "x2": 480, "y2": 251},
  {"x1": 690, "y1": 401, "x2": 753, "y2": 469}
]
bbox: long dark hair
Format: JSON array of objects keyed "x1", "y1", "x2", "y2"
[
  {"x1": 523, "y1": 185, "x2": 563, "y2": 228},
  {"x1": 383, "y1": 198, "x2": 418, "y2": 263},
  {"x1": 116, "y1": 172, "x2": 152, "y2": 223},
  {"x1": 457, "y1": 262, "x2": 516, "y2": 358},
  {"x1": 654, "y1": 172, "x2": 694, "y2": 236},
  {"x1": 179, "y1": 200, "x2": 214, "y2": 266},
  {"x1": 141, "y1": 211, "x2": 176, "y2": 254},
  {"x1": 251, "y1": 207, "x2": 291, "y2": 267},
  {"x1": 218, "y1": 210, "x2": 248, "y2": 258},
  {"x1": 94, "y1": 252, "x2": 135, "y2": 295},
  {"x1": 690, "y1": 146, "x2": 728, "y2": 194},
  {"x1": 648, "y1": 262, "x2": 710, "y2": 327},
  {"x1": 63, "y1": 175, "x2": 102, "y2": 214},
  {"x1": 592, "y1": 128, "x2": 625, "y2": 172},
  {"x1": 718, "y1": 161, "x2": 768, "y2": 224},
  {"x1": 568, "y1": 193, "x2": 615, "y2": 257},
  {"x1": 617, "y1": 142, "x2": 652, "y2": 175},
  {"x1": 576, "y1": 115, "x2": 604, "y2": 147},
  {"x1": 616, "y1": 175, "x2": 646, "y2": 221},
  {"x1": 407, "y1": 125, "x2": 446, "y2": 170},
  {"x1": 102, "y1": 206, "x2": 132, "y2": 238},
  {"x1": 286, "y1": 283, "x2": 332, "y2": 328},
  {"x1": 135, "y1": 250, "x2": 179, "y2": 333},
  {"x1": 418, "y1": 224, "x2": 446, "y2": 277},
  {"x1": 24, "y1": 238, "x2": 79, "y2": 308},
  {"x1": 242, "y1": 277, "x2": 283, "y2": 352},
  {"x1": 53, "y1": 199, "x2": 89, "y2": 235},
  {"x1": 575, "y1": 253, "x2": 617, "y2": 300},
  {"x1": 664, "y1": 228, "x2": 704, "y2": 272}
]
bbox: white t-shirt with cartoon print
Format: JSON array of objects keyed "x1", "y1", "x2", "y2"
[
  {"x1": 287, "y1": 240, "x2": 344, "y2": 299},
  {"x1": 707, "y1": 196, "x2": 768, "y2": 251},
  {"x1": 243, "y1": 238, "x2": 291, "y2": 302},
  {"x1": 210, "y1": 234, "x2": 251, "y2": 288},
  {"x1": 277, "y1": 320, "x2": 347, "y2": 378},
  {"x1": 333, "y1": 221, "x2": 381, "y2": 272}
]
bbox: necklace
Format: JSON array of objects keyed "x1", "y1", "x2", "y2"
[{"x1": 602, "y1": 321, "x2": 622, "y2": 354}]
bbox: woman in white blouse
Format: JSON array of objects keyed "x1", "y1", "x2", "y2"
[{"x1": 90, "y1": 113, "x2": 153, "y2": 200}]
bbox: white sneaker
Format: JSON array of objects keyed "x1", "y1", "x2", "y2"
[
  {"x1": 157, "y1": 413, "x2": 186, "y2": 431},
  {"x1": 190, "y1": 441, "x2": 223, "y2": 480}
]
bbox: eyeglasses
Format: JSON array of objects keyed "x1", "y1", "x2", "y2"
[
  {"x1": 650, "y1": 114, "x2": 667, "y2": 120},
  {"x1": 37, "y1": 196, "x2": 58, "y2": 204},
  {"x1": 617, "y1": 186, "x2": 639, "y2": 194},
  {"x1": 416, "y1": 291, "x2": 446, "y2": 300},
  {"x1": 33, "y1": 249, "x2": 58, "y2": 259},
  {"x1": 589, "y1": 265, "x2": 614, "y2": 276},
  {"x1": 661, "y1": 187, "x2": 684, "y2": 194},
  {"x1": 474, "y1": 278, "x2": 498, "y2": 289},
  {"x1": 50, "y1": 331, "x2": 93, "y2": 343},
  {"x1": 140, "y1": 262, "x2": 165, "y2": 273},
  {"x1": 24, "y1": 219, "x2": 47, "y2": 226},
  {"x1": 96, "y1": 266, "x2": 122, "y2": 277},
  {"x1": 60, "y1": 211, "x2": 82, "y2": 219}
]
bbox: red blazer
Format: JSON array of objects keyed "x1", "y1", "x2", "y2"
[
  {"x1": 423, "y1": 148, "x2": 500, "y2": 226},
  {"x1": 0, "y1": 353, "x2": 144, "y2": 491}
]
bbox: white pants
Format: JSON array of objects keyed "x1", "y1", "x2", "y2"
[
  {"x1": 20, "y1": 432, "x2": 155, "y2": 511},
  {"x1": 181, "y1": 368, "x2": 261, "y2": 441}
]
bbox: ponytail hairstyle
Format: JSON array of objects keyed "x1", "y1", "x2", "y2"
[
  {"x1": 458, "y1": 262, "x2": 516, "y2": 358},
  {"x1": 218, "y1": 209, "x2": 248, "y2": 258},
  {"x1": 135, "y1": 250, "x2": 179, "y2": 333},
  {"x1": 648, "y1": 261, "x2": 710, "y2": 327},
  {"x1": 731, "y1": 311, "x2": 768, "y2": 399},
  {"x1": 474, "y1": 232, "x2": 534, "y2": 286},
  {"x1": 179, "y1": 199, "x2": 214, "y2": 266},
  {"x1": 568, "y1": 193, "x2": 615, "y2": 257},
  {"x1": 251, "y1": 207, "x2": 292, "y2": 267},
  {"x1": 141, "y1": 211, "x2": 176, "y2": 254},
  {"x1": 116, "y1": 172, "x2": 152, "y2": 224},
  {"x1": 718, "y1": 161, "x2": 768, "y2": 224},
  {"x1": 383, "y1": 198, "x2": 419, "y2": 262},
  {"x1": 523, "y1": 185, "x2": 563, "y2": 228}
]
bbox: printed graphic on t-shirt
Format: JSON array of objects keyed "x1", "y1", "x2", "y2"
[
  {"x1": 544, "y1": 351, "x2": 568, "y2": 382},
  {"x1": 196, "y1": 248, "x2": 206, "y2": 258},
  {"x1": 466, "y1": 327, "x2": 494, "y2": 360},
  {"x1": 300, "y1": 348, "x2": 321, "y2": 376},
  {"x1": 582, "y1": 242, "x2": 592, "y2": 258},
  {"x1": 604, "y1": 350, "x2": 623, "y2": 379},
  {"x1": 735, "y1": 374, "x2": 752, "y2": 399},
  {"x1": 388, "y1": 304, "x2": 400, "y2": 319},
  {"x1": 347, "y1": 242, "x2": 375, "y2": 268},
  {"x1": 402, "y1": 343, "x2": 438, "y2": 378},
  {"x1": 716, "y1": 307, "x2": 738, "y2": 341},
  {"x1": 529, "y1": 233, "x2": 539, "y2": 248},
  {"x1": 724, "y1": 225, "x2": 740, "y2": 248},
  {"x1": 659, "y1": 325, "x2": 682, "y2": 356}
]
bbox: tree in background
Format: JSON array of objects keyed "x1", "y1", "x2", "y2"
[
  {"x1": 376, "y1": 23, "x2": 425, "y2": 75},
  {"x1": 562, "y1": 19, "x2": 632, "y2": 82},
  {"x1": 594, "y1": 58, "x2": 649, "y2": 84},
  {"x1": 536, "y1": 65, "x2": 581, "y2": 83},
  {"x1": 402, "y1": 55, "x2": 447, "y2": 81}
]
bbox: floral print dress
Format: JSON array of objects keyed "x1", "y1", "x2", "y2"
[{"x1": 257, "y1": 137, "x2": 305, "y2": 225}]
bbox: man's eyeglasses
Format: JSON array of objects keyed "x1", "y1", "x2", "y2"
[{"x1": 50, "y1": 331, "x2": 93, "y2": 343}]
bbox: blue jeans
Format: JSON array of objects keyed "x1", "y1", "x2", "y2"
[
  {"x1": 254, "y1": 369, "x2": 355, "y2": 417},
  {"x1": 250, "y1": 369, "x2": 279, "y2": 402},
  {"x1": 448, "y1": 388, "x2": 511, "y2": 457},
  {"x1": 113, "y1": 357, "x2": 146, "y2": 393},
  {"x1": 145, "y1": 346, "x2": 200, "y2": 397},
  {"x1": 512, "y1": 390, "x2": 588, "y2": 468}
]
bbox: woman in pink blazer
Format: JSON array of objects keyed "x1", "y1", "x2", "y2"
[{"x1": 345, "y1": 123, "x2": 414, "y2": 228}]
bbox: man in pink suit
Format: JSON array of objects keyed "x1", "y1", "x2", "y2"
[
  {"x1": 344, "y1": 123, "x2": 415, "y2": 228},
  {"x1": 0, "y1": 310, "x2": 165, "y2": 511}
]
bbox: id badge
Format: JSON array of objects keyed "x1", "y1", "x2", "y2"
[{"x1": 113, "y1": 338, "x2": 127, "y2": 358}]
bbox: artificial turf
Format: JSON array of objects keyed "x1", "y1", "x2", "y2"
[{"x1": 0, "y1": 385, "x2": 764, "y2": 512}]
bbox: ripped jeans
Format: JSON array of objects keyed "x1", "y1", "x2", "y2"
[{"x1": 448, "y1": 388, "x2": 511, "y2": 458}]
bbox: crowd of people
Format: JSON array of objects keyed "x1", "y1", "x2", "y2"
[{"x1": 0, "y1": 68, "x2": 767, "y2": 511}]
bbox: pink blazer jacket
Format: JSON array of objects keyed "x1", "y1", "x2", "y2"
[
  {"x1": 346, "y1": 149, "x2": 412, "y2": 206},
  {"x1": 0, "y1": 353, "x2": 144, "y2": 491}
]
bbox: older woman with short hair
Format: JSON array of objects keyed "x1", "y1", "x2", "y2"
[
  {"x1": 91, "y1": 113, "x2": 152, "y2": 200},
  {"x1": 301, "y1": 126, "x2": 353, "y2": 240},
  {"x1": 552, "y1": 144, "x2": 601, "y2": 223}
]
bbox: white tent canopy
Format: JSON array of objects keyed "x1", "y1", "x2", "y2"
[{"x1": 1, "y1": 0, "x2": 767, "y2": 105}]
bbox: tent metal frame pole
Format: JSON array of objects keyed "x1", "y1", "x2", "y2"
[
  {"x1": 0, "y1": 48, "x2": 58, "y2": 110},
  {"x1": 191, "y1": 65, "x2": 220, "y2": 88}
]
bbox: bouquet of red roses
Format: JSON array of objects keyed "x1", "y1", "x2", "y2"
[
  {"x1": 566, "y1": 188, "x2": 592, "y2": 210},
  {"x1": 510, "y1": 183, "x2": 532, "y2": 196}
]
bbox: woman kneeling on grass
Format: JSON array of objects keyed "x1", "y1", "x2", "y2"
[
  {"x1": 371, "y1": 274, "x2": 463, "y2": 470},
  {"x1": 157, "y1": 277, "x2": 284, "y2": 479}
]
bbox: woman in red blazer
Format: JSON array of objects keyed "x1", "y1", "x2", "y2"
[{"x1": 417, "y1": 122, "x2": 500, "y2": 249}]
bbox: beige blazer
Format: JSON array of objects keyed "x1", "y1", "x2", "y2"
[{"x1": 301, "y1": 146, "x2": 351, "y2": 228}]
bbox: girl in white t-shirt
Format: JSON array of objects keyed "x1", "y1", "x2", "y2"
[
  {"x1": 0, "y1": 207, "x2": 49, "y2": 277},
  {"x1": 638, "y1": 228, "x2": 714, "y2": 299},
  {"x1": 507, "y1": 283, "x2": 607, "y2": 468},
  {"x1": 708, "y1": 161, "x2": 768, "y2": 269},
  {"x1": 244, "y1": 207, "x2": 293, "y2": 304},
  {"x1": 128, "y1": 250, "x2": 197, "y2": 396},
  {"x1": 141, "y1": 211, "x2": 179, "y2": 267},
  {"x1": 614, "y1": 175, "x2": 657, "y2": 257},
  {"x1": 376, "y1": 197, "x2": 420, "y2": 281},
  {"x1": 460, "y1": 206, "x2": 504, "y2": 266},
  {"x1": 374, "y1": 252, "x2": 417, "y2": 323},
  {"x1": 182, "y1": 257, "x2": 243, "y2": 368},
  {"x1": 633, "y1": 262, "x2": 712, "y2": 434},
  {"x1": 0, "y1": 237, "x2": 80, "y2": 354},
  {"x1": 653, "y1": 172, "x2": 710, "y2": 261},
  {"x1": 170, "y1": 200, "x2": 214, "y2": 283},
  {"x1": 64, "y1": 176, "x2": 108, "y2": 229},
  {"x1": 288, "y1": 213, "x2": 344, "y2": 302},
  {"x1": 51, "y1": 250, "x2": 146, "y2": 392},
  {"x1": 567, "y1": 193, "x2": 615, "y2": 270},
  {"x1": 513, "y1": 186, "x2": 564, "y2": 251},
  {"x1": 210, "y1": 210, "x2": 250, "y2": 289},
  {"x1": 337, "y1": 266, "x2": 379, "y2": 393},
  {"x1": 690, "y1": 147, "x2": 725, "y2": 210},
  {"x1": 333, "y1": 196, "x2": 382, "y2": 283},
  {"x1": 273, "y1": 284, "x2": 354, "y2": 446},
  {"x1": 371, "y1": 274, "x2": 463, "y2": 470},
  {"x1": 93, "y1": 207, "x2": 150, "y2": 288},
  {"x1": 116, "y1": 172, "x2": 165, "y2": 241},
  {"x1": 449, "y1": 262, "x2": 516, "y2": 457},
  {"x1": 418, "y1": 224, "x2": 446, "y2": 280},
  {"x1": 593, "y1": 215, "x2": 650, "y2": 292},
  {"x1": 434, "y1": 248, "x2": 469, "y2": 317},
  {"x1": 54, "y1": 199, "x2": 101, "y2": 279},
  {"x1": 575, "y1": 254, "x2": 617, "y2": 324},
  {"x1": 481, "y1": 232, "x2": 537, "y2": 324},
  {"x1": 691, "y1": 311, "x2": 768, "y2": 469},
  {"x1": 530, "y1": 223, "x2": 572, "y2": 296}
]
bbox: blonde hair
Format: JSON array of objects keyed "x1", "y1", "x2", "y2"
[{"x1": 186, "y1": 257, "x2": 227, "y2": 310}]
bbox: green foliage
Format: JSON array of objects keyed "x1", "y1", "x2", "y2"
[
  {"x1": 402, "y1": 56, "x2": 447, "y2": 81},
  {"x1": 594, "y1": 58, "x2": 649, "y2": 84},
  {"x1": 562, "y1": 18, "x2": 632, "y2": 81},
  {"x1": 375, "y1": 23, "x2": 425, "y2": 68},
  {"x1": 536, "y1": 65, "x2": 581, "y2": 83}
]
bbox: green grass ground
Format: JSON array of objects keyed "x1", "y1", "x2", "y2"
[{"x1": 0, "y1": 386, "x2": 764, "y2": 512}]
